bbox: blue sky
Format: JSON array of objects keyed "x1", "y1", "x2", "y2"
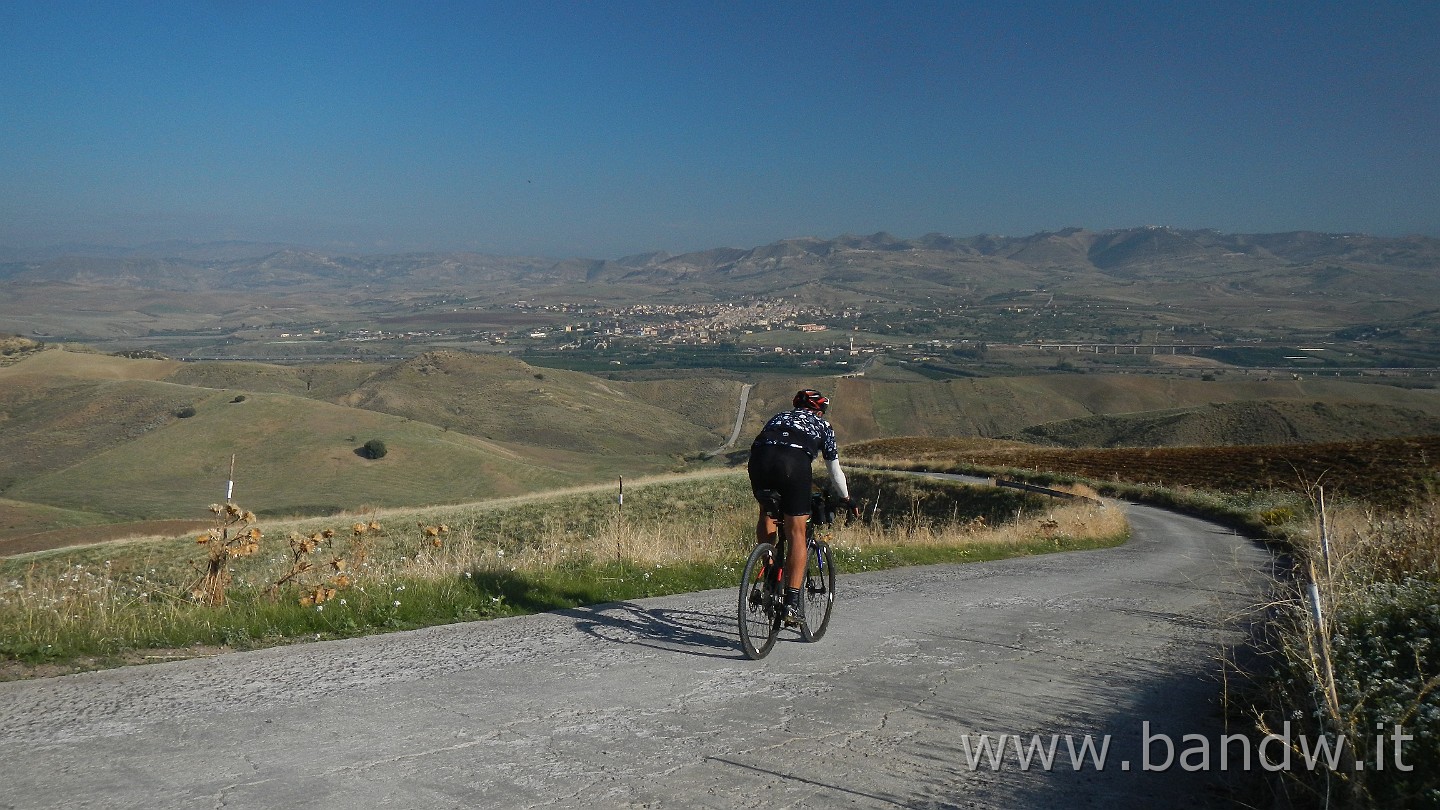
[{"x1": 2, "y1": 1, "x2": 1436, "y2": 258}]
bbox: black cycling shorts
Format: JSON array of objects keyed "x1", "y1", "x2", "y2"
[{"x1": 747, "y1": 443, "x2": 813, "y2": 516}]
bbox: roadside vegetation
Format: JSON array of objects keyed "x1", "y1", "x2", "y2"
[
  {"x1": 848, "y1": 436, "x2": 1440, "y2": 810},
  {"x1": 1260, "y1": 498, "x2": 1440, "y2": 809},
  {"x1": 0, "y1": 469, "x2": 1126, "y2": 680}
]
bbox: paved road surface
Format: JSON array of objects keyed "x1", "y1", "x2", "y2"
[{"x1": 0, "y1": 503, "x2": 1274, "y2": 809}]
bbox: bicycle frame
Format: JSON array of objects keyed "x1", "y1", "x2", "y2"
[{"x1": 739, "y1": 488, "x2": 837, "y2": 658}]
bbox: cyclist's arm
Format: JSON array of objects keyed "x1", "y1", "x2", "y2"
[{"x1": 825, "y1": 456, "x2": 850, "y2": 501}]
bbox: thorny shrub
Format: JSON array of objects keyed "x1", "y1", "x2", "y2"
[{"x1": 191, "y1": 503, "x2": 261, "y2": 605}]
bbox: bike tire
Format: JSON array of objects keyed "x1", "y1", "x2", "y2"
[
  {"x1": 738, "y1": 542, "x2": 781, "y2": 660},
  {"x1": 800, "y1": 539, "x2": 836, "y2": 642}
]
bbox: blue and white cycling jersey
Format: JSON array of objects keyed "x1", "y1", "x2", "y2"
[{"x1": 752, "y1": 408, "x2": 839, "y2": 461}]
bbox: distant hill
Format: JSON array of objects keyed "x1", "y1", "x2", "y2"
[
  {"x1": 1011, "y1": 400, "x2": 1440, "y2": 448},
  {"x1": 166, "y1": 351, "x2": 743, "y2": 456},
  {"x1": 5, "y1": 347, "x2": 1440, "y2": 546},
  {"x1": 4, "y1": 227, "x2": 1437, "y2": 307},
  {"x1": 0, "y1": 350, "x2": 679, "y2": 526},
  {"x1": 813, "y1": 373, "x2": 1440, "y2": 443}
]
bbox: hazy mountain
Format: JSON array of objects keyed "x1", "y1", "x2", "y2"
[
  {"x1": 3, "y1": 228, "x2": 1437, "y2": 327},
  {"x1": 4, "y1": 226, "x2": 1433, "y2": 284}
]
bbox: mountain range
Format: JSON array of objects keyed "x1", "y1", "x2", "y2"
[{"x1": 3, "y1": 228, "x2": 1438, "y2": 306}]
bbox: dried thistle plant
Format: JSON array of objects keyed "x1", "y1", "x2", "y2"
[
  {"x1": 190, "y1": 503, "x2": 261, "y2": 606},
  {"x1": 418, "y1": 522, "x2": 450, "y2": 551},
  {"x1": 269, "y1": 526, "x2": 366, "y2": 607},
  {"x1": 348, "y1": 519, "x2": 382, "y2": 564}
]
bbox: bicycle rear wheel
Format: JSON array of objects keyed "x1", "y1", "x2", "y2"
[
  {"x1": 800, "y1": 539, "x2": 836, "y2": 642},
  {"x1": 738, "y1": 542, "x2": 781, "y2": 659}
]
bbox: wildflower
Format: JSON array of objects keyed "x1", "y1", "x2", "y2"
[
  {"x1": 392, "y1": 600, "x2": 401, "y2": 607},
  {"x1": 316, "y1": 604, "x2": 324, "y2": 612}
]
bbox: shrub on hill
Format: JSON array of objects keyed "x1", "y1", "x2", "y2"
[
  {"x1": 360, "y1": 439, "x2": 388, "y2": 459},
  {"x1": 174, "y1": 405, "x2": 197, "y2": 418}
]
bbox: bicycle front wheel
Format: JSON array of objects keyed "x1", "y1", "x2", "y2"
[
  {"x1": 801, "y1": 539, "x2": 836, "y2": 642},
  {"x1": 738, "y1": 542, "x2": 781, "y2": 659}
]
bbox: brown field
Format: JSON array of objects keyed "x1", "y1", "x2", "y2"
[
  {"x1": 1149, "y1": 354, "x2": 1229, "y2": 368},
  {"x1": 377, "y1": 311, "x2": 558, "y2": 328},
  {"x1": 847, "y1": 435, "x2": 1440, "y2": 506},
  {"x1": 0, "y1": 519, "x2": 213, "y2": 556}
]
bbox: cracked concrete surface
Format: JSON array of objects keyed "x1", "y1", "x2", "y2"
[{"x1": 0, "y1": 503, "x2": 1274, "y2": 809}]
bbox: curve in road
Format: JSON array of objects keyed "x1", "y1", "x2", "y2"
[{"x1": 0, "y1": 502, "x2": 1275, "y2": 809}]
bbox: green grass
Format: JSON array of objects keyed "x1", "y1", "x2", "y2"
[{"x1": 0, "y1": 471, "x2": 1126, "y2": 678}]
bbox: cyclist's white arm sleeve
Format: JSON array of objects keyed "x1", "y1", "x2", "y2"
[{"x1": 826, "y1": 456, "x2": 850, "y2": 500}]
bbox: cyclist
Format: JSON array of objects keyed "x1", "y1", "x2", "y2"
[{"x1": 748, "y1": 388, "x2": 855, "y2": 626}]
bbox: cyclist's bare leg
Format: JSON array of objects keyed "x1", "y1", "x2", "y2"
[
  {"x1": 783, "y1": 514, "x2": 807, "y2": 590},
  {"x1": 755, "y1": 507, "x2": 779, "y2": 545},
  {"x1": 755, "y1": 508, "x2": 808, "y2": 591}
]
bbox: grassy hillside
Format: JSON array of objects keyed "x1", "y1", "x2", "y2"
[
  {"x1": 839, "y1": 374, "x2": 1440, "y2": 441},
  {"x1": 332, "y1": 351, "x2": 727, "y2": 456},
  {"x1": 0, "y1": 353, "x2": 201, "y2": 486},
  {"x1": 0, "y1": 499, "x2": 116, "y2": 547},
  {"x1": 6, "y1": 347, "x2": 1440, "y2": 549},
  {"x1": 0, "y1": 350, "x2": 742, "y2": 542},
  {"x1": 848, "y1": 434, "x2": 1440, "y2": 507},
  {"x1": 1014, "y1": 400, "x2": 1440, "y2": 447},
  {"x1": 165, "y1": 359, "x2": 386, "y2": 400},
  {"x1": 4, "y1": 389, "x2": 593, "y2": 520},
  {"x1": 0, "y1": 346, "x2": 181, "y2": 381}
]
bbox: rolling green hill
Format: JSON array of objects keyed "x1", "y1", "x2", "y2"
[
  {"x1": 330, "y1": 351, "x2": 730, "y2": 456},
  {"x1": 166, "y1": 352, "x2": 744, "y2": 455},
  {"x1": 2, "y1": 388, "x2": 591, "y2": 520},
  {"x1": 5, "y1": 347, "x2": 1440, "y2": 549},
  {"x1": 165, "y1": 359, "x2": 385, "y2": 400}
]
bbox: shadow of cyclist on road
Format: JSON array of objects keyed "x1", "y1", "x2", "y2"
[
  {"x1": 464, "y1": 568, "x2": 743, "y2": 659},
  {"x1": 566, "y1": 602, "x2": 741, "y2": 660}
]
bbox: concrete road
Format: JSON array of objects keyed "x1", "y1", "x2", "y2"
[{"x1": 0, "y1": 503, "x2": 1274, "y2": 809}]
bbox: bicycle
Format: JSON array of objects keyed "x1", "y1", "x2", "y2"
[{"x1": 738, "y1": 488, "x2": 838, "y2": 660}]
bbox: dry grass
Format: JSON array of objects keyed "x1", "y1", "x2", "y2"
[
  {"x1": 0, "y1": 470, "x2": 1130, "y2": 677},
  {"x1": 1317, "y1": 498, "x2": 1440, "y2": 589},
  {"x1": 1257, "y1": 494, "x2": 1440, "y2": 808},
  {"x1": 834, "y1": 491, "x2": 1124, "y2": 554}
]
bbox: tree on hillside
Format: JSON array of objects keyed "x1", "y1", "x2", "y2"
[{"x1": 361, "y1": 439, "x2": 388, "y2": 460}]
